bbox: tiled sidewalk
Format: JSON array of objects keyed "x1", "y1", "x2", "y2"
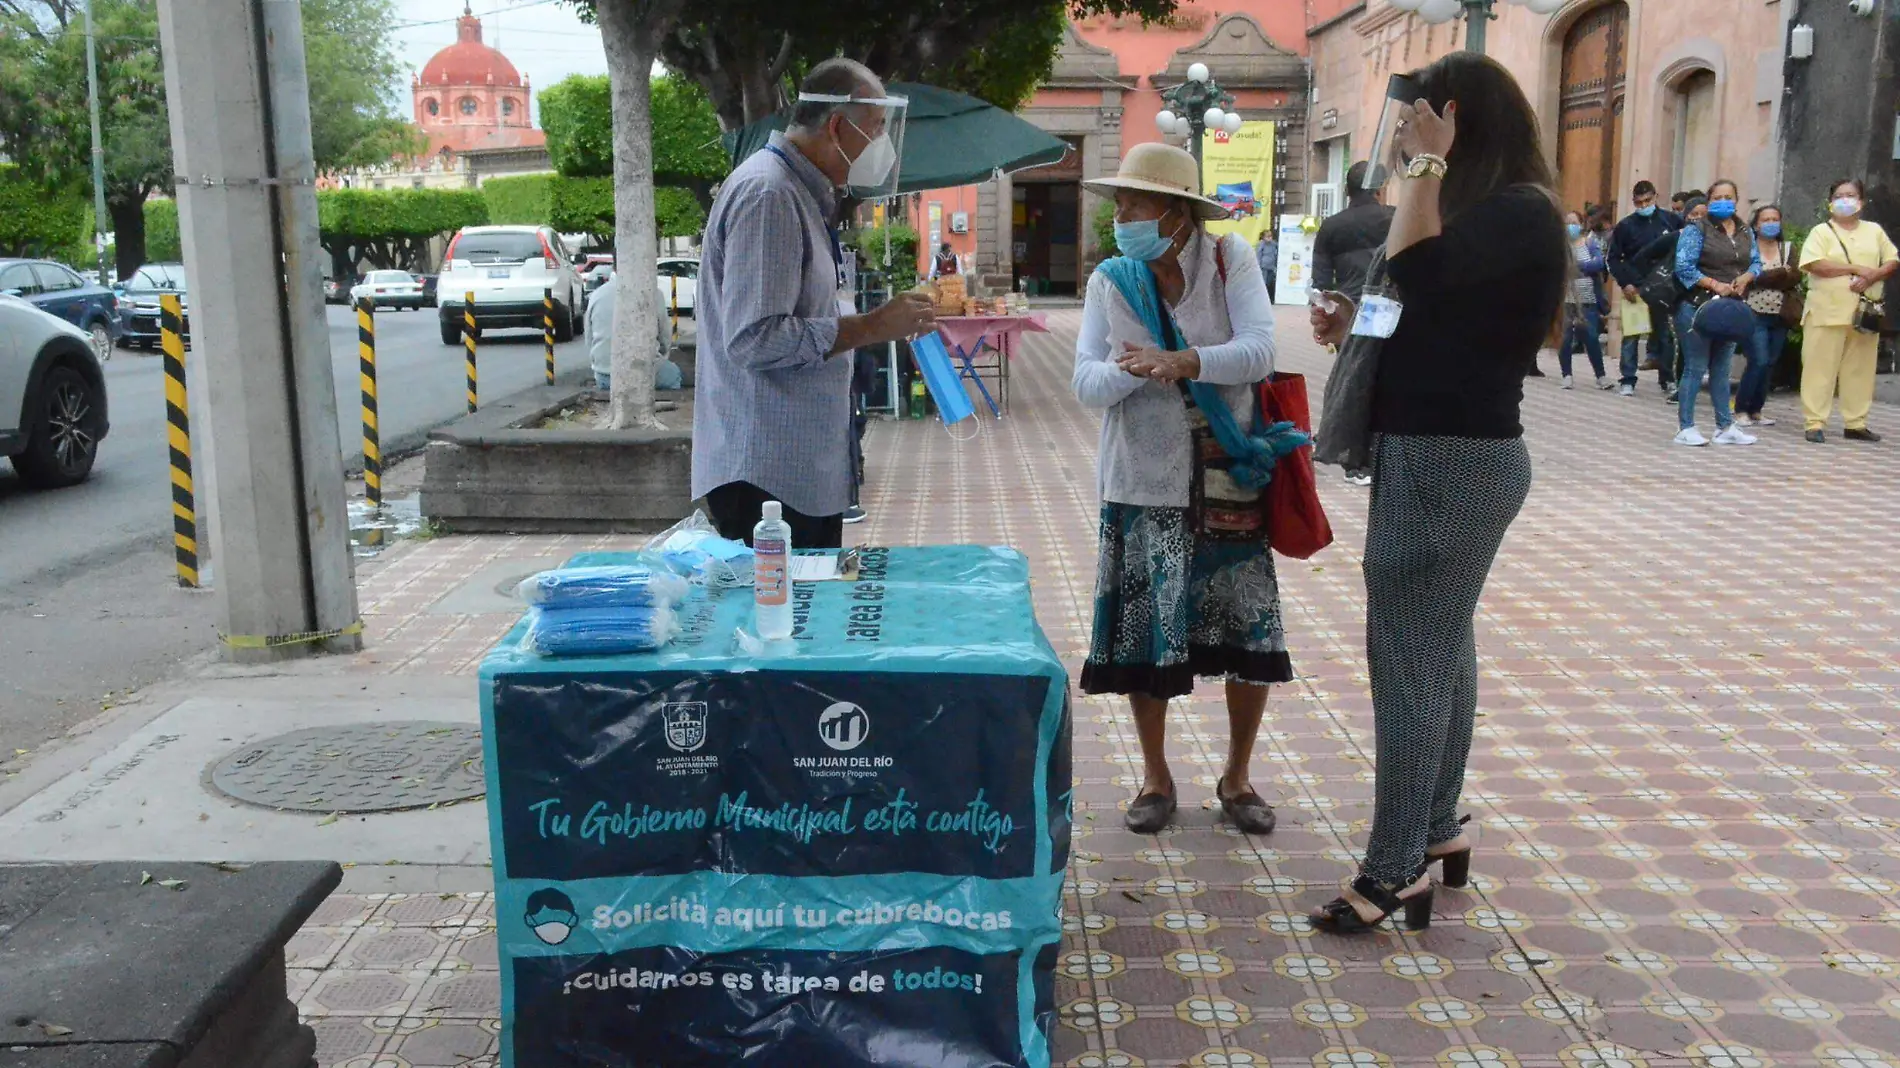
[{"x1": 306, "y1": 313, "x2": 1900, "y2": 1068}]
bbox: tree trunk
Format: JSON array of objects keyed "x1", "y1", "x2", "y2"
[
  {"x1": 597, "y1": 0, "x2": 679, "y2": 431},
  {"x1": 108, "y1": 194, "x2": 145, "y2": 281}
]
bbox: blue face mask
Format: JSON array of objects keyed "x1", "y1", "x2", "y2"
[
  {"x1": 1707, "y1": 198, "x2": 1737, "y2": 220},
  {"x1": 1759, "y1": 221, "x2": 1781, "y2": 238},
  {"x1": 1636, "y1": 204, "x2": 1657, "y2": 218},
  {"x1": 1566, "y1": 223, "x2": 1583, "y2": 240},
  {"x1": 1113, "y1": 217, "x2": 1181, "y2": 262}
]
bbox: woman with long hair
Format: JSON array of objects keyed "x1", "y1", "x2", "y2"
[
  {"x1": 1308, "y1": 52, "x2": 1566, "y2": 932},
  {"x1": 1557, "y1": 209, "x2": 1613, "y2": 390}
]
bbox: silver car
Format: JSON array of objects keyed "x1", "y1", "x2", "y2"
[{"x1": 0, "y1": 294, "x2": 110, "y2": 488}]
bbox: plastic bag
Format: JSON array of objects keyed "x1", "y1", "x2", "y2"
[
  {"x1": 1619, "y1": 297, "x2": 1651, "y2": 337},
  {"x1": 645, "y1": 511, "x2": 754, "y2": 589},
  {"x1": 515, "y1": 564, "x2": 690, "y2": 610},
  {"x1": 523, "y1": 604, "x2": 681, "y2": 657}
]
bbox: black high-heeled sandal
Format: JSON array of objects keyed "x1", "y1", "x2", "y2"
[
  {"x1": 1311, "y1": 875, "x2": 1435, "y2": 934},
  {"x1": 1422, "y1": 815, "x2": 1472, "y2": 889}
]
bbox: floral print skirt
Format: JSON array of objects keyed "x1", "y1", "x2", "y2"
[{"x1": 1080, "y1": 503, "x2": 1294, "y2": 700}]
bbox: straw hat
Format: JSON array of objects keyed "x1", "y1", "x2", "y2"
[{"x1": 1082, "y1": 142, "x2": 1231, "y2": 221}]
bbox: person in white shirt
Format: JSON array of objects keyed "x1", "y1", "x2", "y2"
[{"x1": 586, "y1": 272, "x2": 682, "y2": 391}]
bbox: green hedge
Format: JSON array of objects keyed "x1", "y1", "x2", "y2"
[
  {"x1": 548, "y1": 175, "x2": 613, "y2": 237},
  {"x1": 481, "y1": 174, "x2": 554, "y2": 226},
  {"x1": 845, "y1": 223, "x2": 921, "y2": 292},
  {"x1": 485, "y1": 174, "x2": 703, "y2": 242},
  {"x1": 145, "y1": 199, "x2": 181, "y2": 262},
  {"x1": 318, "y1": 187, "x2": 489, "y2": 237},
  {"x1": 539, "y1": 76, "x2": 613, "y2": 179},
  {"x1": 0, "y1": 166, "x2": 90, "y2": 259}
]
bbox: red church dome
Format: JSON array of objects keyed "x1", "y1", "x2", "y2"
[{"x1": 419, "y1": 5, "x2": 521, "y2": 87}]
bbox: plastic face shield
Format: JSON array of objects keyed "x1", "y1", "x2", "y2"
[
  {"x1": 1359, "y1": 74, "x2": 1424, "y2": 193},
  {"x1": 797, "y1": 92, "x2": 909, "y2": 201}
]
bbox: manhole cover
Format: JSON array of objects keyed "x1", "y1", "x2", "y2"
[{"x1": 208, "y1": 722, "x2": 485, "y2": 813}]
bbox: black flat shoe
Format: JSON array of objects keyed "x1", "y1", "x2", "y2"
[
  {"x1": 1806, "y1": 429, "x2": 1826, "y2": 443},
  {"x1": 1845, "y1": 427, "x2": 1883, "y2": 443},
  {"x1": 1216, "y1": 776, "x2": 1277, "y2": 835},
  {"x1": 1311, "y1": 875, "x2": 1434, "y2": 934},
  {"x1": 1124, "y1": 788, "x2": 1176, "y2": 834}
]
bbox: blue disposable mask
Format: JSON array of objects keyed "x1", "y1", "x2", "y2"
[
  {"x1": 1707, "y1": 199, "x2": 1737, "y2": 220},
  {"x1": 1114, "y1": 217, "x2": 1182, "y2": 262},
  {"x1": 1636, "y1": 205, "x2": 1657, "y2": 218},
  {"x1": 1759, "y1": 222, "x2": 1781, "y2": 238},
  {"x1": 1566, "y1": 223, "x2": 1583, "y2": 240}
]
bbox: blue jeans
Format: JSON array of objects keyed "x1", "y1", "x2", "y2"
[
  {"x1": 1674, "y1": 302, "x2": 1764, "y2": 431},
  {"x1": 1558, "y1": 305, "x2": 1606, "y2": 379},
  {"x1": 1619, "y1": 297, "x2": 1677, "y2": 386},
  {"x1": 1734, "y1": 312, "x2": 1789, "y2": 416}
]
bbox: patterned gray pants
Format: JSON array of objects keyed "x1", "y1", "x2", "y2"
[{"x1": 1361, "y1": 434, "x2": 1532, "y2": 886}]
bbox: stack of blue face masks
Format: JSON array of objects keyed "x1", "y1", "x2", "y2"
[
  {"x1": 516, "y1": 563, "x2": 691, "y2": 657},
  {"x1": 522, "y1": 604, "x2": 681, "y2": 657},
  {"x1": 515, "y1": 565, "x2": 690, "y2": 610},
  {"x1": 657, "y1": 529, "x2": 754, "y2": 589}
]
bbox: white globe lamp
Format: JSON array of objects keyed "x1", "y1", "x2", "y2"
[
  {"x1": 1203, "y1": 106, "x2": 1226, "y2": 130},
  {"x1": 1156, "y1": 110, "x2": 1178, "y2": 136},
  {"x1": 1222, "y1": 112, "x2": 1244, "y2": 134},
  {"x1": 1418, "y1": 0, "x2": 1462, "y2": 23},
  {"x1": 1187, "y1": 62, "x2": 1210, "y2": 84},
  {"x1": 1524, "y1": 0, "x2": 1565, "y2": 12},
  {"x1": 1388, "y1": 0, "x2": 1427, "y2": 10}
]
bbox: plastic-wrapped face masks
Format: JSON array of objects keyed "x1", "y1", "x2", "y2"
[
  {"x1": 515, "y1": 564, "x2": 690, "y2": 610},
  {"x1": 522, "y1": 604, "x2": 682, "y2": 657}
]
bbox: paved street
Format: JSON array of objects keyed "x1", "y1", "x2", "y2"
[
  {"x1": 0, "y1": 305, "x2": 590, "y2": 764},
  {"x1": 5, "y1": 310, "x2": 1899, "y2": 1068}
]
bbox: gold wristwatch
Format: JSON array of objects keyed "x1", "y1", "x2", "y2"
[{"x1": 1402, "y1": 154, "x2": 1448, "y2": 180}]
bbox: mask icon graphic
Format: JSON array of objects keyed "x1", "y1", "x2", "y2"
[{"x1": 525, "y1": 888, "x2": 580, "y2": 946}]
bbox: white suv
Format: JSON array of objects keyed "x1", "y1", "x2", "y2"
[{"x1": 436, "y1": 226, "x2": 586, "y2": 346}]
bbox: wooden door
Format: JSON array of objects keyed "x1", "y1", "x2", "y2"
[{"x1": 1556, "y1": 3, "x2": 1629, "y2": 216}]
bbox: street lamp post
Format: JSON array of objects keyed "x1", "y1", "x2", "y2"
[
  {"x1": 1155, "y1": 63, "x2": 1244, "y2": 183},
  {"x1": 1386, "y1": 0, "x2": 1567, "y2": 56}
]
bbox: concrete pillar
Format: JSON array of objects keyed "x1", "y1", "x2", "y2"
[{"x1": 156, "y1": 0, "x2": 360, "y2": 662}]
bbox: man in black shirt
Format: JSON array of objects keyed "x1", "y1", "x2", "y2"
[
  {"x1": 1313, "y1": 162, "x2": 1396, "y2": 487},
  {"x1": 1607, "y1": 180, "x2": 1682, "y2": 396}
]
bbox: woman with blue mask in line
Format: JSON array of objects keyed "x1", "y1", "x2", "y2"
[
  {"x1": 1072, "y1": 141, "x2": 1303, "y2": 839},
  {"x1": 1734, "y1": 204, "x2": 1799, "y2": 427},
  {"x1": 1671, "y1": 178, "x2": 1764, "y2": 446},
  {"x1": 1557, "y1": 210, "x2": 1613, "y2": 390}
]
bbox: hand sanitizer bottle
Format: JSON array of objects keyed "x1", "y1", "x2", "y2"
[{"x1": 753, "y1": 501, "x2": 793, "y2": 640}]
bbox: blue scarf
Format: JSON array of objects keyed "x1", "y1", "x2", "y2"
[{"x1": 1097, "y1": 255, "x2": 1306, "y2": 489}]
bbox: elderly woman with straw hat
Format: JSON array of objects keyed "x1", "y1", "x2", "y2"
[{"x1": 1072, "y1": 141, "x2": 1305, "y2": 838}]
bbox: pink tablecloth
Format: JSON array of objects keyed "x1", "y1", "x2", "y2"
[{"x1": 936, "y1": 314, "x2": 1049, "y2": 353}]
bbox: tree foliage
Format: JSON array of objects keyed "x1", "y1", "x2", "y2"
[
  {"x1": 144, "y1": 197, "x2": 180, "y2": 262},
  {"x1": 646, "y1": 0, "x2": 1182, "y2": 129},
  {"x1": 480, "y1": 173, "x2": 555, "y2": 226},
  {"x1": 0, "y1": 0, "x2": 421, "y2": 278},
  {"x1": 316, "y1": 187, "x2": 489, "y2": 274},
  {"x1": 539, "y1": 72, "x2": 725, "y2": 208},
  {"x1": 0, "y1": 164, "x2": 89, "y2": 258},
  {"x1": 481, "y1": 172, "x2": 703, "y2": 245}
]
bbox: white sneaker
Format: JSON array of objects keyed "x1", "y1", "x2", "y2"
[
  {"x1": 1674, "y1": 427, "x2": 1710, "y2": 447},
  {"x1": 1735, "y1": 414, "x2": 1758, "y2": 427},
  {"x1": 1714, "y1": 424, "x2": 1757, "y2": 445},
  {"x1": 1345, "y1": 471, "x2": 1373, "y2": 487},
  {"x1": 1756, "y1": 414, "x2": 1776, "y2": 426},
  {"x1": 1618, "y1": 383, "x2": 1634, "y2": 397},
  {"x1": 1596, "y1": 376, "x2": 1614, "y2": 390},
  {"x1": 1561, "y1": 375, "x2": 1574, "y2": 390}
]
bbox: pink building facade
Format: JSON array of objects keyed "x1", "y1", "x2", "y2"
[{"x1": 1309, "y1": 0, "x2": 1788, "y2": 223}]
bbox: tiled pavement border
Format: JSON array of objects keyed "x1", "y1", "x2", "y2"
[{"x1": 306, "y1": 312, "x2": 1900, "y2": 1068}]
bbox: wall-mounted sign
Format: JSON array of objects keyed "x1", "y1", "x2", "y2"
[
  {"x1": 1321, "y1": 108, "x2": 1339, "y2": 131},
  {"x1": 950, "y1": 212, "x2": 970, "y2": 234}
]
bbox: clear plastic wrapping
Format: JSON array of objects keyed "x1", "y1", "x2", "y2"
[
  {"x1": 515, "y1": 563, "x2": 691, "y2": 610},
  {"x1": 522, "y1": 604, "x2": 682, "y2": 657},
  {"x1": 645, "y1": 510, "x2": 755, "y2": 589}
]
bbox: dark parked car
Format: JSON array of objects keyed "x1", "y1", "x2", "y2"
[
  {"x1": 0, "y1": 258, "x2": 121, "y2": 364},
  {"x1": 417, "y1": 273, "x2": 439, "y2": 307},
  {"x1": 115, "y1": 263, "x2": 190, "y2": 349},
  {"x1": 323, "y1": 275, "x2": 355, "y2": 304}
]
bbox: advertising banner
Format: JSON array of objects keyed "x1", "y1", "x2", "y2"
[
  {"x1": 1201, "y1": 121, "x2": 1276, "y2": 245},
  {"x1": 1275, "y1": 214, "x2": 1318, "y2": 307},
  {"x1": 481, "y1": 546, "x2": 1072, "y2": 1068}
]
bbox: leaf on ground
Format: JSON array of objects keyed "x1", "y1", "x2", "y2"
[
  {"x1": 156, "y1": 878, "x2": 187, "y2": 890},
  {"x1": 139, "y1": 871, "x2": 153, "y2": 885},
  {"x1": 39, "y1": 1023, "x2": 74, "y2": 1037},
  {"x1": 316, "y1": 812, "x2": 340, "y2": 826},
  {"x1": 1121, "y1": 890, "x2": 1144, "y2": 903},
  {"x1": 198, "y1": 813, "x2": 210, "y2": 822},
  {"x1": 213, "y1": 862, "x2": 245, "y2": 873}
]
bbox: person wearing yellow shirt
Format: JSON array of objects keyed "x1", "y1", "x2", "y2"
[{"x1": 1799, "y1": 179, "x2": 1898, "y2": 442}]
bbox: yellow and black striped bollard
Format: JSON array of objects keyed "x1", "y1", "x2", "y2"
[
  {"x1": 160, "y1": 293, "x2": 197, "y2": 588},
  {"x1": 543, "y1": 287, "x2": 555, "y2": 386},
  {"x1": 670, "y1": 274, "x2": 680, "y2": 341},
  {"x1": 463, "y1": 290, "x2": 478, "y2": 413},
  {"x1": 357, "y1": 297, "x2": 381, "y2": 509}
]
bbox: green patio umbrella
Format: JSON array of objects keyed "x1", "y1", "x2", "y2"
[{"x1": 723, "y1": 82, "x2": 1070, "y2": 194}]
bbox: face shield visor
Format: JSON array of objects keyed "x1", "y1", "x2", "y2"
[
  {"x1": 1359, "y1": 73, "x2": 1425, "y2": 193},
  {"x1": 799, "y1": 92, "x2": 910, "y2": 202}
]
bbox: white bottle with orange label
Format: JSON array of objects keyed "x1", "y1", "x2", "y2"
[{"x1": 752, "y1": 501, "x2": 793, "y2": 640}]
